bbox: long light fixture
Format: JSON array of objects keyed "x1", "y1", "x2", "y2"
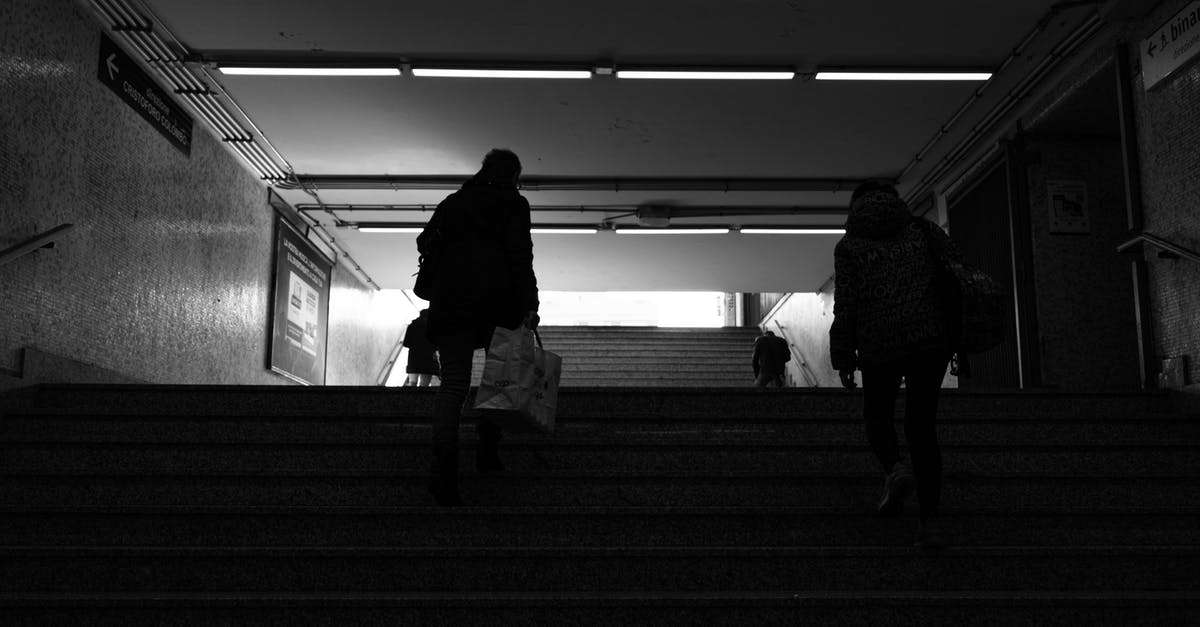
[
  {"x1": 531, "y1": 227, "x2": 599, "y2": 234},
  {"x1": 411, "y1": 68, "x2": 591, "y2": 79},
  {"x1": 740, "y1": 227, "x2": 845, "y2": 234},
  {"x1": 614, "y1": 228, "x2": 731, "y2": 235},
  {"x1": 617, "y1": 70, "x2": 794, "y2": 80},
  {"x1": 218, "y1": 66, "x2": 400, "y2": 76},
  {"x1": 355, "y1": 225, "x2": 423, "y2": 233},
  {"x1": 815, "y1": 71, "x2": 991, "y2": 81}
]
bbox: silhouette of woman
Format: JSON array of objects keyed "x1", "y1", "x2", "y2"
[
  {"x1": 420, "y1": 149, "x2": 540, "y2": 506},
  {"x1": 829, "y1": 180, "x2": 961, "y2": 550}
]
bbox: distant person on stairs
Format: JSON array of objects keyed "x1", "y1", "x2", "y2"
[
  {"x1": 752, "y1": 330, "x2": 791, "y2": 387},
  {"x1": 402, "y1": 309, "x2": 440, "y2": 387},
  {"x1": 829, "y1": 180, "x2": 960, "y2": 551},
  {"x1": 419, "y1": 148, "x2": 540, "y2": 506}
]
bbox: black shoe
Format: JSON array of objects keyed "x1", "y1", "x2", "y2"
[
  {"x1": 429, "y1": 445, "x2": 462, "y2": 506},
  {"x1": 915, "y1": 519, "x2": 947, "y2": 552},
  {"x1": 877, "y1": 462, "x2": 915, "y2": 516},
  {"x1": 476, "y1": 420, "x2": 505, "y2": 473}
]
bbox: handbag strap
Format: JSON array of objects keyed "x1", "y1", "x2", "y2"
[{"x1": 533, "y1": 327, "x2": 543, "y2": 348}]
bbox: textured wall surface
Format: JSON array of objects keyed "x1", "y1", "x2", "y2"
[
  {"x1": 0, "y1": 0, "x2": 401, "y2": 385},
  {"x1": 1132, "y1": 0, "x2": 1200, "y2": 386},
  {"x1": 1025, "y1": 137, "x2": 1143, "y2": 390}
]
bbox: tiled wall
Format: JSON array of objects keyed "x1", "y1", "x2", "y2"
[
  {"x1": 1024, "y1": 137, "x2": 1143, "y2": 390},
  {"x1": 0, "y1": 0, "x2": 403, "y2": 385},
  {"x1": 1132, "y1": 0, "x2": 1200, "y2": 386}
]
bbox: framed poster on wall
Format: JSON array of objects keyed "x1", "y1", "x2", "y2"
[{"x1": 268, "y1": 216, "x2": 333, "y2": 385}]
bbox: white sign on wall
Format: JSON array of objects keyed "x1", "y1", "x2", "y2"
[
  {"x1": 1047, "y1": 180, "x2": 1090, "y2": 234},
  {"x1": 1141, "y1": 1, "x2": 1200, "y2": 89}
]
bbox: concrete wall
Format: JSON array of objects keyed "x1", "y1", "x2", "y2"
[
  {"x1": 0, "y1": 0, "x2": 403, "y2": 385},
  {"x1": 1131, "y1": 0, "x2": 1200, "y2": 387}
]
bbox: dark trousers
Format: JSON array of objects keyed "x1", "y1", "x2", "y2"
[
  {"x1": 431, "y1": 332, "x2": 478, "y2": 448},
  {"x1": 861, "y1": 349, "x2": 950, "y2": 522}
]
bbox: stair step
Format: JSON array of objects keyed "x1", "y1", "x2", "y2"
[
  {"x1": 0, "y1": 473, "x2": 1194, "y2": 507},
  {"x1": 2, "y1": 591, "x2": 1197, "y2": 625},
  {"x1": 1, "y1": 506, "x2": 1195, "y2": 547},
  {"x1": 3, "y1": 414, "x2": 1197, "y2": 445},
  {"x1": 2, "y1": 546, "x2": 1197, "y2": 593},
  {"x1": 1, "y1": 443, "x2": 1196, "y2": 474},
  {"x1": 6, "y1": 385, "x2": 1175, "y2": 419}
]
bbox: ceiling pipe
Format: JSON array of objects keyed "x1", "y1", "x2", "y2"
[
  {"x1": 898, "y1": 0, "x2": 1105, "y2": 200},
  {"x1": 293, "y1": 204, "x2": 847, "y2": 217},
  {"x1": 286, "y1": 175, "x2": 865, "y2": 193}
]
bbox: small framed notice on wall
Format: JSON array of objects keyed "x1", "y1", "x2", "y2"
[{"x1": 1047, "y1": 180, "x2": 1089, "y2": 234}]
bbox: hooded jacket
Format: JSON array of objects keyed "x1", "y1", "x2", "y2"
[
  {"x1": 829, "y1": 191, "x2": 960, "y2": 371},
  {"x1": 424, "y1": 177, "x2": 539, "y2": 348}
]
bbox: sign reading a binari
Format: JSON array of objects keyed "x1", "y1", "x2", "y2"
[{"x1": 1141, "y1": 1, "x2": 1200, "y2": 90}]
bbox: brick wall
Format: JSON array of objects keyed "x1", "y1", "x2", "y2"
[{"x1": 0, "y1": 0, "x2": 403, "y2": 385}]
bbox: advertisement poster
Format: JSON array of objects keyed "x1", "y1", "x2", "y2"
[
  {"x1": 1047, "y1": 179, "x2": 1090, "y2": 234},
  {"x1": 269, "y1": 217, "x2": 332, "y2": 385}
]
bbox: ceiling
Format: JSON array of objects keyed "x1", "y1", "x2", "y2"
[{"x1": 135, "y1": 0, "x2": 1106, "y2": 293}]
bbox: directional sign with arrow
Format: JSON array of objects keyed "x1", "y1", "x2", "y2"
[
  {"x1": 1141, "y1": 1, "x2": 1200, "y2": 90},
  {"x1": 96, "y1": 33, "x2": 192, "y2": 155}
]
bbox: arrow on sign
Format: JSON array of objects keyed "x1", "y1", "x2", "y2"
[{"x1": 105, "y1": 53, "x2": 118, "y2": 80}]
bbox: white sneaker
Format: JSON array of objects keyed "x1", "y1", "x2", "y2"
[{"x1": 877, "y1": 462, "x2": 915, "y2": 516}]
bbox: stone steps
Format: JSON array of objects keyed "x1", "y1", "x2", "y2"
[
  {"x1": 2, "y1": 546, "x2": 1197, "y2": 593},
  {"x1": 0, "y1": 383, "x2": 1195, "y2": 622},
  {"x1": 1, "y1": 506, "x2": 1195, "y2": 547},
  {"x1": 1, "y1": 442, "x2": 1196, "y2": 474}
]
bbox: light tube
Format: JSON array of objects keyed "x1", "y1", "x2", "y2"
[
  {"x1": 219, "y1": 67, "x2": 400, "y2": 76},
  {"x1": 411, "y1": 68, "x2": 591, "y2": 79},
  {"x1": 531, "y1": 228, "x2": 599, "y2": 234},
  {"x1": 815, "y1": 71, "x2": 991, "y2": 81},
  {"x1": 614, "y1": 228, "x2": 731, "y2": 235},
  {"x1": 617, "y1": 70, "x2": 794, "y2": 80},
  {"x1": 356, "y1": 226, "x2": 423, "y2": 233},
  {"x1": 740, "y1": 228, "x2": 846, "y2": 234}
]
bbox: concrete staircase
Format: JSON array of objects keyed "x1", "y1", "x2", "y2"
[
  {"x1": 0, "y1": 384, "x2": 1198, "y2": 624},
  {"x1": 470, "y1": 326, "x2": 763, "y2": 387}
]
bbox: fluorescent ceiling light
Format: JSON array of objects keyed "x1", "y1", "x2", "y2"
[
  {"x1": 740, "y1": 228, "x2": 846, "y2": 234},
  {"x1": 815, "y1": 71, "x2": 991, "y2": 81},
  {"x1": 356, "y1": 226, "x2": 423, "y2": 233},
  {"x1": 411, "y1": 68, "x2": 591, "y2": 79},
  {"x1": 615, "y1": 228, "x2": 731, "y2": 235},
  {"x1": 219, "y1": 67, "x2": 400, "y2": 76},
  {"x1": 617, "y1": 70, "x2": 794, "y2": 80},
  {"x1": 531, "y1": 228, "x2": 599, "y2": 234}
]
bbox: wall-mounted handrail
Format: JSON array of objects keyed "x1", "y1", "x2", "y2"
[
  {"x1": 0, "y1": 224, "x2": 74, "y2": 268},
  {"x1": 1117, "y1": 232, "x2": 1200, "y2": 265},
  {"x1": 771, "y1": 320, "x2": 820, "y2": 388}
]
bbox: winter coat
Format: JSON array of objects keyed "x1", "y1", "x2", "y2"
[
  {"x1": 423, "y1": 178, "x2": 539, "y2": 348},
  {"x1": 402, "y1": 312, "x2": 440, "y2": 374},
  {"x1": 829, "y1": 191, "x2": 960, "y2": 371},
  {"x1": 752, "y1": 334, "x2": 791, "y2": 375}
]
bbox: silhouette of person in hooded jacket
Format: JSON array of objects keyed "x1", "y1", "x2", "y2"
[{"x1": 829, "y1": 180, "x2": 962, "y2": 551}]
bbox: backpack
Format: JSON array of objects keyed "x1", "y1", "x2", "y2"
[{"x1": 921, "y1": 222, "x2": 1005, "y2": 354}]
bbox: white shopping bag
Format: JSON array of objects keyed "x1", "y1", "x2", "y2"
[{"x1": 473, "y1": 325, "x2": 561, "y2": 434}]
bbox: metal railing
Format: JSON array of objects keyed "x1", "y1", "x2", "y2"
[
  {"x1": 771, "y1": 321, "x2": 820, "y2": 388},
  {"x1": 0, "y1": 224, "x2": 74, "y2": 268},
  {"x1": 1117, "y1": 232, "x2": 1200, "y2": 265}
]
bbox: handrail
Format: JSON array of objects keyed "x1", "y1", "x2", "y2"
[
  {"x1": 771, "y1": 321, "x2": 820, "y2": 388},
  {"x1": 0, "y1": 224, "x2": 74, "y2": 268},
  {"x1": 1117, "y1": 231, "x2": 1200, "y2": 265}
]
